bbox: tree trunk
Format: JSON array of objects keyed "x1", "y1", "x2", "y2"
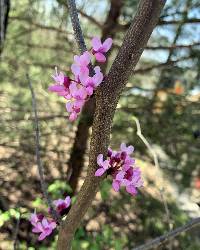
[{"x1": 67, "y1": 98, "x2": 94, "y2": 191}]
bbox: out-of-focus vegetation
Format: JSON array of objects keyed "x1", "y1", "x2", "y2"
[{"x1": 0, "y1": 0, "x2": 199, "y2": 249}]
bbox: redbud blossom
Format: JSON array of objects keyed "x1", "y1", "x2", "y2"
[
  {"x1": 91, "y1": 37, "x2": 113, "y2": 63},
  {"x1": 48, "y1": 37, "x2": 112, "y2": 121},
  {"x1": 95, "y1": 143, "x2": 143, "y2": 196}
]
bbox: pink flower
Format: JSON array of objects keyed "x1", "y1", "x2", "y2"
[
  {"x1": 91, "y1": 37, "x2": 113, "y2": 63},
  {"x1": 121, "y1": 167, "x2": 143, "y2": 196},
  {"x1": 79, "y1": 66, "x2": 103, "y2": 95},
  {"x1": 71, "y1": 51, "x2": 90, "y2": 79},
  {"x1": 30, "y1": 212, "x2": 44, "y2": 227},
  {"x1": 95, "y1": 154, "x2": 110, "y2": 176},
  {"x1": 30, "y1": 213, "x2": 56, "y2": 241},
  {"x1": 120, "y1": 143, "x2": 134, "y2": 155},
  {"x1": 112, "y1": 179, "x2": 121, "y2": 192},
  {"x1": 48, "y1": 67, "x2": 70, "y2": 97},
  {"x1": 80, "y1": 66, "x2": 103, "y2": 87},
  {"x1": 68, "y1": 82, "x2": 88, "y2": 100},
  {"x1": 95, "y1": 144, "x2": 143, "y2": 197},
  {"x1": 53, "y1": 196, "x2": 71, "y2": 214},
  {"x1": 66, "y1": 99, "x2": 85, "y2": 121}
]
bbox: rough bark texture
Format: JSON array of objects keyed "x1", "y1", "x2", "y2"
[
  {"x1": 67, "y1": 0, "x2": 124, "y2": 193},
  {"x1": 57, "y1": 1, "x2": 166, "y2": 249}
]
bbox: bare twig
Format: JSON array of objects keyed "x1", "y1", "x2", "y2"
[
  {"x1": 27, "y1": 73, "x2": 60, "y2": 222},
  {"x1": 132, "y1": 217, "x2": 200, "y2": 250},
  {"x1": 132, "y1": 116, "x2": 172, "y2": 232},
  {"x1": 134, "y1": 55, "x2": 194, "y2": 74},
  {"x1": 67, "y1": 0, "x2": 87, "y2": 53},
  {"x1": 13, "y1": 211, "x2": 21, "y2": 250}
]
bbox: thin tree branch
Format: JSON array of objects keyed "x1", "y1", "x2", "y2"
[
  {"x1": 132, "y1": 117, "x2": 172, "y2": 232},
  {"x1": 145, "y1": 42, "x2": 200, "y2": 50},
  {"x1": 134, "y1": 55, "x2": 194, "y2": 74},
  {"x1": 67, "y1": 0, "x2": 87, "y2": 53},
  {"x1": 117, "y1": 17, "x2": 200, "y2": 31},
  {"x1": 13, "y1": 210, "x2": 21, "y2": 250},
  {"x1": 27, "y1": 73, "x2": 60, "y2": 223},
  {"x1": 132, "y1": 217, "x2": 200, "y2": 250},
  {"x1": 159, "y1": 17, "x2": 200, "y2": 25},
  {"x1": 77, "y1": 9, "x2": 102, "y2": 28}
]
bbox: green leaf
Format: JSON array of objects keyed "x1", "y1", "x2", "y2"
[{"x1": 100, "y1": 180, "x2": 111, "y2": 200}]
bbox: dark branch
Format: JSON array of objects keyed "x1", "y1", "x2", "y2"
[
  {"x1": 67, "y1": 0, "x2": 87, "y2": 53},
  {"x1": 132, "y1": 217, "x2": 200, "y2": 250},
  {"x1": 27, "y1": 73, "x2": 60, "y2": 222},
  {"x1": 13, "y1": 210, "x2": 21, "y2": 250}
]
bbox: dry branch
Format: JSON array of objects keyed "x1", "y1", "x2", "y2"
[
  {"x1": 132, "y1": 117, "x2": 172, "y2": 231},
  {"x1": 27, "y1": 73, "x2": 60, "y2": 223},
  {"x1": 132, "y1": 217, "x2": 200, "y2": 250}
]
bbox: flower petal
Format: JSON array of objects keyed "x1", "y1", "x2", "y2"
[
  {"x1": 102, "y1": 160, "x2": 110, "y2": 170},
  {"x1": 126, "y1": 185, "x2": 137, "y2": 196},
  {"x1": 92, "y1": 37, "x2": 102, "y2": 51},
  {"x1": 116, "y1": 170, "x2": 125, "y2": 181},
  {"x1": 127, "y1": 145, "x2": 134, "y2": 154},
  {"x1": 112, "y1": 180, "x2": 120, "y2": 192},
  {"x1": 97, "y1": 154, "x2": 103, "y2": 166},
  {"x1": 95, "y1": 167, "x2": 105, "y2": 176},
  {"x1": 32, "y1": 227, "x2": 41, "y2": 233},
  {"x1": 95, "y1": 52, "x2": 106, "y2": 63},
  {"x1": 66, "y1": 102, "x2": 73, "y2": 112},
  {"x1": 102, "y1": 38, "x2": 113, "y2": 52},
  {"x1": 48, "y1": 85, "x2": 65, "y2": 92},
  {"x1": 65, "y1": 196, "x2": 71, "y2": 207},
  {"x1": 38, "y1": 232, "x2": 47, "y2": 241},
  {"x1": 69, "y1": 112, "x2": 78, "y2": 121}
]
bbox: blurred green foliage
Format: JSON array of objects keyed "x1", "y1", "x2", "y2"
[{"x1": 0, "y1": 0, "x2": 199, "y2": 249}]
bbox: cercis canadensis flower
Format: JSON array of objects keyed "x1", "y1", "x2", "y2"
[
  {"x1": 30, "y1": 195, "x2": 71, "y2": 241},
  {"x1": 48, "y1": 37, "x2": 112, "y2": 121},
  {"x1": 30, "y1": 213, "x2": 56, "y2": 241},
  {"x1": 53, "y1": 196, "x2": 71, "y2": 215},
  {"x1": 95, "y1": 143, "x2": 143, "y2": 196},
  {"x1": 91, "y1": 37, "x2": 113, "y2": 63}
]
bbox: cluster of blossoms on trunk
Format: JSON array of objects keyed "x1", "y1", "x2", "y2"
[
  {"x1": 30, "y1": 196, "x2": 71, "y2": 240},
  {"x1": 95, "y1": 143, "x2": 143, "y2": 196},
  {"x1": 48, "y1": 37, "x2": 112, "y2": 121},
  {"x1": 32, "y1": 36, "x2": 143, "y2": 243}
]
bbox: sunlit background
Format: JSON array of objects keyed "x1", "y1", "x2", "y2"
[{"x1": 0, "y1": 0, "x2": 199, "y2": 249}]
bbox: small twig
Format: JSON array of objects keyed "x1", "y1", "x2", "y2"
[
  {"x1": 132, "y1": 217, "x2": 200, "y2": 250},
  {"x1": 67, "y1": 0, "x2": 87, "y2": 53},
  {"x1": 67, "y1": 0, "x2": 94, "y2": 75},
  {"x1": 132, "y1": 117, "x2": 172, "y2": 232},
  {"x1": 27, "y1": 73, "x2": 60, "y2": 222},
  {"x1": 13, "y1": 211, "x2": 21, "y2": 250}
]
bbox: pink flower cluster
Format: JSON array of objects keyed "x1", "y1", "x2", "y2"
[
  {"x1": 30, "y1": 195, "x2": 71, "y2": 241},
  {"x1": 48, "y1": 37, "x2": 112, "y2": 121},
  {"x1": 95, "y1": 143, "x2": 143, "y2": 196}
]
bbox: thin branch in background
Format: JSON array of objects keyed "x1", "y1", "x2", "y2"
[
  {"x1": 27, "y1": 73, "x2": 60, "y2": 223},
  {"x1": 67, "y1": 0, "x2": 94, "y2": 78},
  {"x1": 132, "y1": 217, "x2": 200, "y2": 250},
  {"x1": 67, "y1": 0, "x2": 87, "y2": 53},
  {"x1": 132, "y1": 117, "x2": 172, "y2": 233},
  {"x1": 13, "y1": 210, "x2": 21, "y2": 250}
]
